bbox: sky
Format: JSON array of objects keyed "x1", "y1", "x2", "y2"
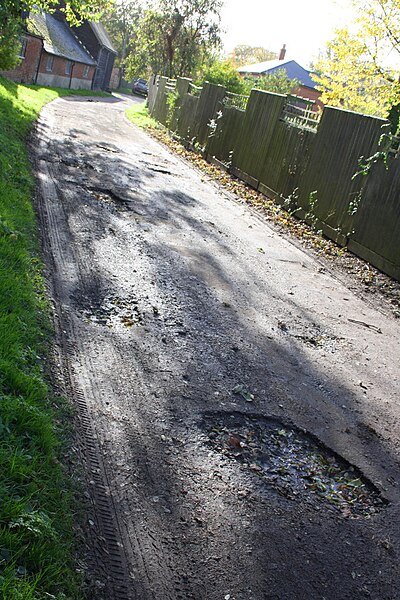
[{"x1": 220, "y1": 0, "x2": 354, "y2": 68}]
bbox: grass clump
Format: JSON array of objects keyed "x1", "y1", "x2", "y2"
[
  {"x1": 0, "y1": 75, "x2": 106, "y2": 599},
  {"x1": 125, "y1": 102, "x2": 161, "y2": 130}
]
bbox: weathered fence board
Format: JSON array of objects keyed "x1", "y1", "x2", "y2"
[
  {"x1": 297, "y1": 108, "x2": 386, "y2": 242},
  {"x1": 206, "y1": 106, "x2": 245, "y2": 166},
  {"x1": 195, "y1": 83, "x2": 226, "y2": 147},
  {"x1": 151, "y1": 76, "x2": 169, "y2": 125},
  {"x1": 350, "y1": 159, "x2": 400, "y2": 280},
  {"x1": 147, "y1": 75, "x2": 158, "y2": 115},
  {"x1": 176, "y1": 93, "x2": 200, "y2": 141},
  {"x1": 232, "y1": 90, "x2": 286, "y2": 185}
]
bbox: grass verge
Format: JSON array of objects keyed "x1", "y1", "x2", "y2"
[
  {"x1": 0, "y1": 75, "x2": 108, "y2": 599},
  {"x1": 125, "y1": 101, "x2": 161, "y2": 130}
]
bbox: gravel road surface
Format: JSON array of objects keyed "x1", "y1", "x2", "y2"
[{"x1": 33, "y1": 94, "x2": 400, "y2": 600}]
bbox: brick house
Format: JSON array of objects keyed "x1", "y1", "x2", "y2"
[
  {"x1": 237, "y1": 46, "x2": 323, "y2": 110},
  {"x1": 28, "y1": 11, "x2": 96, "y2": 89},
  {"x1": 1, "y1": 9, "x2": 116, "y2": 91}
]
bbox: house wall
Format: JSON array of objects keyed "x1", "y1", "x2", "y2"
[
  {"x1": 36, "y1": 52, "x2": 94, "y2": 89},
  {"x1": 0, "y1": 35, "x2": 42, "y2": 84},
  {"x1": 292, "y1": 85, "x2": 323, "y2": 111},
  {"x1": 63, "y1": 16, "x2": 116, "y2": 90},
  {"x1": 92, "y1": 47, "x2": 115, "y2": 90}
]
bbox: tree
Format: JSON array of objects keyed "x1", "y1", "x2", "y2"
[
  {"x1": 0, "y1": 0, "x2": 111, "y2": 70},
  {"x1": 125, "y1": 0, "x2": 222, "y2": 79},
  {"x1": 200, "y1": 60, "x2": 245, "y2": 93},
  {"x1": 242, "y1": 69, "x2": 300, "y2": 95},
  {"x1": 105, "y1": 0, "x2": 141, "y2": 68},
  {"x1": 229, "y1": 45, "x2": 277, "y2": 67},
  {"x1": 0, "y1": 0, "x2": 22, "y2": 70},
  {"x1": 313, "y1": 0, "x2": 400, "y2": 119}
]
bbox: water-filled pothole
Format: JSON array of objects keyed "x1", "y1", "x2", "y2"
[
  {"x1": 82, "y1": 295, "x2": 143, "y2": 328},
  {"x1": 204, "y1": 412, "x2": 386, "y2": 517}
]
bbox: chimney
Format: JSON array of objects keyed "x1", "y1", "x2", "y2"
[{"x1": 279, "y1": 44, "x2": 286, "y2": 60}]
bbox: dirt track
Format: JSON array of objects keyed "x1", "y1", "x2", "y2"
[{"x1": 33, "y1": 94, "x2": 400, "y2": 600}]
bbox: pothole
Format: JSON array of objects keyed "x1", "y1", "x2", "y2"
[
  {"x1": 204, "y1": 412, "x2": 386, "y2": 517},
  {"x1": 81, "y1": 295, "x2": 144, "y2": 328},
  {"x1": 86, "y1": 187, "x2": 130, "y2": 210}
]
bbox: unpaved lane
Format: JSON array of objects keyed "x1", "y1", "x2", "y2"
[{"x1": 34, "y1": 95, "x2": 400, "y2": 600}]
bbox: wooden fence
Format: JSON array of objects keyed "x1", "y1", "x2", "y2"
[{"x1": 148, "y1": 75, "x2": 400, "y2": 281}]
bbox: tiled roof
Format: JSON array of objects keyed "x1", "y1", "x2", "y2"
[
  {"x1": 238, "y1": 59, "x2": 317, "y2": 89},
  {"x1": 28, "y1": 11, "x2": 96, "y2": 65}
]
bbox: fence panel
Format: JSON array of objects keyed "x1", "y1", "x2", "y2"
[
  {"x1": 147, "y1": 75, "x2": 158, "y2": 115},
  {"x1": 232, "y1": 90, "x2": 286, "y2": 186},
  {"x1": 195, "y1": 82, "x2": 226, "y2": 147},
  {"x1": 146, "y1": 74, "x2": 400, "y2": 281},
  {"x1": 151, "y1": 76, "x2": 168, "y2": 124},
  {"x1": 257, "y1": 120, "x2": 316, "y2": 203},
  {"x1": 176, "y1": 93, "x2": 200, "y2": 141},
  {"x1": 349, "y1": 158, "x2": 400, "y2": 280},
  {"x1": 296, "y1": 107, "x2": 386, "y2": 242},
  {"x1": 206, "y1": 106, "x2": 245, "y2": 166}
]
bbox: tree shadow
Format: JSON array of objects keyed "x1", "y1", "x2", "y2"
[{"x1": 35, "y1": 105, "x2": 400, "y2": 599}]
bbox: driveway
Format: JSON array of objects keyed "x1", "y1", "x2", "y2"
[{"x1": 34, "y1": 94, "x2": 400, "y2": 600}]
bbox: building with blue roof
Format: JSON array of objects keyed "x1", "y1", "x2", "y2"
[{"x1": 237, "y1": 47, "x2": 323, "y2": 109}]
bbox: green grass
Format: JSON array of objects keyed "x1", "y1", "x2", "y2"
[
  {"x1": 116, "y1": 86, "x2": 133, "y2": 95},
  {"x1": 0, "y1": 75, "x2": 108, "y2": 599},
  {"x1": 125, "y1": 102, "x2": 161, "y2": 129}
]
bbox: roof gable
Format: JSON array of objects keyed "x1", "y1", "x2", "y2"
[{"x1": 88, "y1": 22, "x2": 117, "y2": 54}]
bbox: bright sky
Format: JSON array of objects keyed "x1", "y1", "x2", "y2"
[{"x1": 220, "y1": 0, "x2": 354, "y2": 68}]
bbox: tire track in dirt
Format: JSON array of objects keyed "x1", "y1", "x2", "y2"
[{"x1": 35, "y1": 146, "x2": 135, "y2": 599}]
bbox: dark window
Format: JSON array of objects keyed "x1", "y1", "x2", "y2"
[
  {"x1": 83, "y1": 65, "x2": 90, "y2": 78},
  {"x1": 65, "y1": 60, "x2": 73, "y2": 75},
  {"x1": 19, "y1": 37, "x2": 28, "y2": 59},
  {"x1": 46, "y1": 55, "x2": 54, "y2": 72}
]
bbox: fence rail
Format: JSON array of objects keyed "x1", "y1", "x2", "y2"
[
  {"x1": 165, "y1": 78, "x2": 177, "y2": 93},
  {"x1": 188, "y1": 83, "x2": 202, "y2": 97},
  {"x1": 223, "y1": 92, "x2": 249, "y2": 111},
  {"x1": 388, "y1": 133, "x2": 400, "y2": 157},
  {"x1": 281, "y1": 99, "x2": 321, "y2": 133}
]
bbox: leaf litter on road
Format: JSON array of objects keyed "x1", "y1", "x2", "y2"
[{"x1": 205, "y1": 413, "x2": 387, "y2": 517}]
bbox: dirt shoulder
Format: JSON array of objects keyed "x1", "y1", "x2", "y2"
[{"x1": 34, "y1": 94, "x2": 400, "y2": 600}]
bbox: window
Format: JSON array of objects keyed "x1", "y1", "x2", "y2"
[
  {"x1": 19, "y1": 37, "x2": 28, "y2": 59},
  {"x1": 65, "y1": 60, "x2": 73, "y2": 75},
  {"x1": 46, "y1": 55, "x2": 54, "y2": 72},
  {"x1": 83, "y1": 65, "x2": 90, "y2": 78}
]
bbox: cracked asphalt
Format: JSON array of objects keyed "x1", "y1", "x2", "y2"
[{"x1": 33, "y1": 94, "x2": 400, "y2": 600}]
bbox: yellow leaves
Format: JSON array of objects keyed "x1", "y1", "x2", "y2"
[{"x1": 313, "y1": 1, "x2": 400, "y2": 118}]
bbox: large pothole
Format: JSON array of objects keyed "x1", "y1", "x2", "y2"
[{"x1": 204, "y1": 412, "x2": 386, "y2": 517}]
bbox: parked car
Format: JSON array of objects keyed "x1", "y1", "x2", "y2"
[{"x1": 132, "y1": 78, "x2": 148, "y2": 96}]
